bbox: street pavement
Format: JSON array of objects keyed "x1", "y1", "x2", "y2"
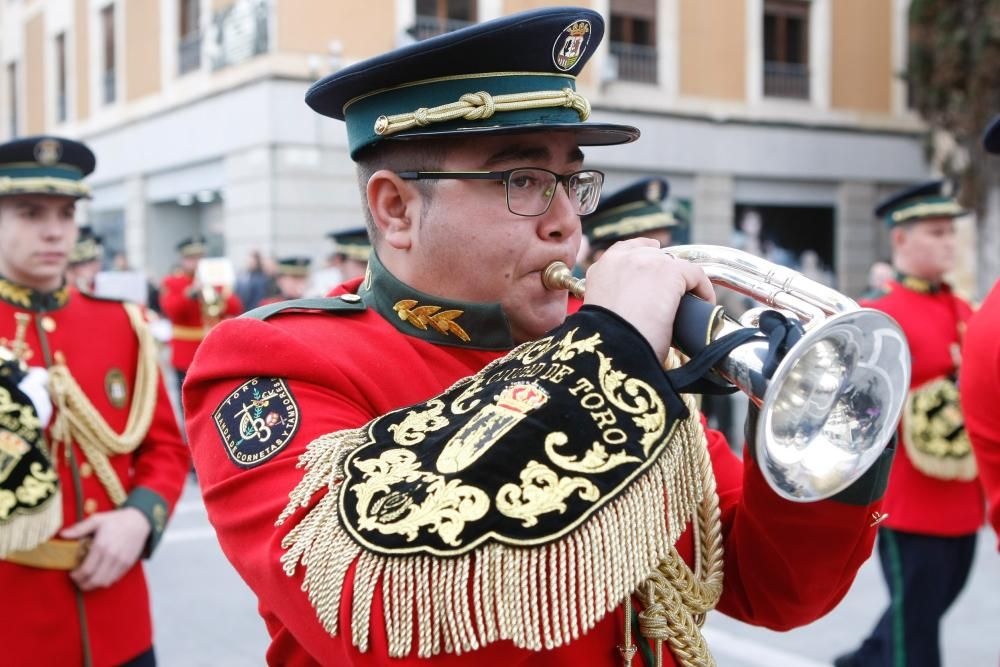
[{"x1": 148, "y1": 479, "x2": 1000, "y2": 666}]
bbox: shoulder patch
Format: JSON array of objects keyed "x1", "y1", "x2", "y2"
[
  {"x1": 213, "y1": 377, "x2": 301, "y2": 468},
  {"x1": 242, "y1": 296, "x2": 367, "y2": 321}
]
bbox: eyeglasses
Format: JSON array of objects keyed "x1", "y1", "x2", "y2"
[{"x1": 397, "y1": 168, "x2": 605, "y2": 217}]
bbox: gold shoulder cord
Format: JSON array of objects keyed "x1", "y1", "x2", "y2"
[
  {"x1": 48, "y1": 303, "x2": 160, "y2": 505},
  {"x1": 619, "y1": 349, "x2": 723, "y2": 667},
  {"x1": 632, "y1": 390, "x2": 723, "y2": 667},
  {"x1": 373, "y1": 88, "x2": 591, "y2": 137}
]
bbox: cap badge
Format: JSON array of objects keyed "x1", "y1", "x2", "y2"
[
  {"x1": 646, "y1": 180, "x2": 662, "y2": 202},
  {"x1": 34, "y1": 139, "x2": 63, "y2": 166},
  {"x1": 553, "y1": 20, "x2": 592, "y2": 72}
]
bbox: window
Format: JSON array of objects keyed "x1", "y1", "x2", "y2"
[
  {"x1": 763, "y1": 0, "x2": 809, "y2": 99},
  {"x1": 609, "y1": 0, "x2": 657, "y2": 84},
  {"x1": 101, "y1": 4, "x2": 116, "y2": 104},
  {"x1": 179, "y1": 0, "x2": 201, "y2": 75},
  {"x1": 411, "y1": 0, "x2": 476, "y2": 41},
  {"x1": 7, "y1": 62, "x2": 18, "y2": 137},
  {"x1": 55, "y1": 33, "x2": 68, "y2": 123}
]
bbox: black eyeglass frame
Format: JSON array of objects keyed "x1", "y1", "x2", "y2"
[{"x1": 396, "y1": 168, "x2": 606, "y2": 217}]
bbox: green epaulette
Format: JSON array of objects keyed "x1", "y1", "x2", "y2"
[
  {"x1": 242, "y1": 295, "x2": 367, "y2": 321},
  {"x1": 77, "y1": 289, "x2": 129, "y2": 304}
]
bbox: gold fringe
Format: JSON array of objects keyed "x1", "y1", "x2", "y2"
[
  {"x1": 0, "y1": 489, "x2": 62, "y2": 557},
  {"x1": 279, "y1": 395, "x2": 708, "y2": 658}
]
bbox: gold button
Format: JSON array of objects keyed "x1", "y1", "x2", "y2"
[
  {"x1": 83, "y1": 498, "x2": 98, "y2": 515},
  {"x1": 79, "y1": 462, "x2": 93, "y2": 478},
  {"x1": 41, "y1": 316, "x2": 56, "y2": 333},
  {"x1": 340, "y1": 294, "x2": 361, "y2": 303}
]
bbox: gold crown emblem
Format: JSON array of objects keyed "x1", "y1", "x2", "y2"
[
  {"x1": 646, "y1": 180, "x2": 662, "y2": 202},
  {"x1": 34, "y1": 138, "x2": 63, "y2": 166},
  {"x1": 496, "y1": 383, "x2": 550, "y2": 415},
  {"x1": 567, "y1": 21, "x2": 590, "y2": 37}
]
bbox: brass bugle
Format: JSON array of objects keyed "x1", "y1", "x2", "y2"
[{"x1": 541, "y1": 245, "x2": 911, "y2": 502}]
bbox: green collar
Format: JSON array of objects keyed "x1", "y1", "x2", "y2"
[
  {"x1": 0, "y1": 276, "x2": 70, "y2": 311},
  {"x1": 895, "y1": 270, "x2": 943, "y2": 294},
  {"x1": 358, "y1": 251, "x2": 516, "y2": 351}
]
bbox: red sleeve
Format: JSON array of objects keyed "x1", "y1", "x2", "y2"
[
  {"x1": 159, "y1": 276, "x2": 201, "y2": 323},
  {"x1": 130, "y1": 377, "x2": 190, "y2": 503},
  {"x1": 709, "y1": 423, "x2": 886, "y2": 629},
  {"x1": 125, "y1": 374, "x2": 191, "y2": 553},
  {"x1": 961, "y1": 286, "x2": 1000, "y2": 547},
  {"x1": 184, "y1": 318, "x2": 387, "y2": 663}
]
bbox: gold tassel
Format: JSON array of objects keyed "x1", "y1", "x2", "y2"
[{"x1": 0, "y1": 489, "x2": 62, "y2": 557}]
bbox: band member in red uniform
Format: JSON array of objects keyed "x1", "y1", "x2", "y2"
[
  {"x1": 0, "y1": 136, "x2": 190, "y2": 666},
  {"x1": 835, "y1": 180, "x2": 983, "y2": 667},
  {"x1": 258, "y1": 257, "x2": 312, "y2": 306},
  {"x1": 184, "y1": 9, "x2": 895, "y2": 666},
  {"x1": 159, "y1": 236, "x2": 242, "y2": 391},
  {"x1": 66, "y1": 224, "x2": 103, "y2": 292},
  {"x1": 582, "y1": 177, "x2": 680, "y2": 269},
  {"x1": 961, "y1": 113, "x2": 1000, "y2": 547},
  {"x1": 327, "y1": 227, "x2": 371, "y2": 282}
]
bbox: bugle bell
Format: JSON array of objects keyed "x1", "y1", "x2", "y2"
[
  {"x1": 195, "y1": 257, "x2": 236, "y2": 324},
  {"x1": 543, "y1": 245, "x2": 910, "y2": 502}
]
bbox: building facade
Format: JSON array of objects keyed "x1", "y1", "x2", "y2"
[{"x1": 0, "y1": 0, "x2": 947, "y2": 296}]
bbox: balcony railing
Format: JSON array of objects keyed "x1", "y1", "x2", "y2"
[
  {"x1": 209, "y1": 0, "x2": 271, "y2": 71},
  {"x1": 609, "y1": 42, "x2": 658, "y2": 84},
  {"x1": 408, "y1": 15, "x2": 476, "y2": 41},
  {"x1": 179, "y1": 31, "x2": 203, "y2": 75},
  {"x1": 763, "y1": 61, "x2": 809, "y2": 99}
]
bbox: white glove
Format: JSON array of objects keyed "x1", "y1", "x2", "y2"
[{"x1": 18, "y1": 366, "x2": 52, "y2": 429}]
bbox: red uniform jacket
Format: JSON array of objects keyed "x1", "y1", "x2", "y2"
[
  {"x1": 861, "y1": 278, "x2": 983, "y2": 536},
  {"x1": 159, "y1": 271, "x2": 242, "y2": 372},
  {"x1": 0, "y1": 282, "x2": 190, "y2": 666},
  {"x1": 185, "y1": 265, "x2": 888, "y2": 667},
  {"x1": 960, "y1": 280, "x2": 1000, "y2": 546}
]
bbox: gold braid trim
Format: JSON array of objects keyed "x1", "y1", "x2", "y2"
[
  {"x1": 374, "y1": 88, "x2": 591, "y2": 137},
  {"x1": 47, "y1": 303, "x2": 160, "y2": 505},
  {"x1": 278, "y1": 341, "x2": 709, "y2": 658},
  {"x1": 635, "y1": 387, "x2": 724, "y2": 667}
]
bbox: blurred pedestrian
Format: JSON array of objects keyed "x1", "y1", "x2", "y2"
[
  {"x1": 65, "y1": 224, "x2": 103, "y2": 292},
  {"x1": 861, "y1": 259, "x2": 894, "y2": 300},
  {"x1": 326, "y1": 227, "x2": 370, "y2": 283},
  {"x1": 835, "y1": 179, "x2": 983, "y2": 667},
  {"x1": 159, "y1": 237, "x2": 242, "y2": 394},
  {"x1": 581, "y1": 176, "x2": 677, "y2": 269},
  {"x1": 257, "y1": 257, "x2": 311, "y2": 306},
  {"x1": 798, "y1": 249, "x2": 834, "y2": 287},
  {"x1": 0, "y1": 135, "x2": 189, "y2": 666},
  {"x1": 235, "y1": 249, "x2": 275, "y2": 310}
]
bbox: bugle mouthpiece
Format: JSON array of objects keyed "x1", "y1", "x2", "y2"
[{"x1": 542, "y1": 261, "x2": 585, "y2": 298}]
